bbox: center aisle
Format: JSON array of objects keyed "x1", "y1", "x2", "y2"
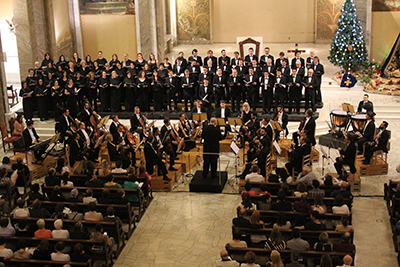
[{"x1": 114, "y1": 192, "x2": 240, "y2": 267}]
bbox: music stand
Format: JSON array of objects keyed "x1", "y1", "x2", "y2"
[
  {"x1": 227, "y1": 140, "x2": 241, "y2": 192},
  {"x1": 216, "y1": 118, "x2": 226, "y2": 126},
  {"x1": 192, "y1": 113, "x2": 208, "y2": 122},
  {"x1": 228, "y1": 117, "x2": 244, "y2": 162},
  {"x1": 98, "y1": 115, "x2": 110, "y2": 128},
  {"x1": 325, "y1": 120, "x2": 336, "y2": 135},
  {"x1": 341, "y1": 103, "x2": 355, "y2": 114},
  {"x1": 94, "y1": 135, "x2": 105, "y2": 149},
  {"x1": 34, "y1": 133, "x2": 61, "y2": 165},
  {"x1": 269, "y1": 120, "x2": 282, "y2": 132}
]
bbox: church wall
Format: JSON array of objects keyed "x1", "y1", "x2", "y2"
[
  {"x1": 80, "y1": 14, "x2": 137, "y2": 61},
  {"x1": 53, "y1": 0, "x2": 74, "y2": 59},
  {"x1": 0, "y1": 0, "x2": 13, "y2": 19},
  {"x1": 211, "y1": 0, "x2": 315, "y2": 43},
  {"x1": 371, "y1": 11, "x2": 400, "y2": 63}
]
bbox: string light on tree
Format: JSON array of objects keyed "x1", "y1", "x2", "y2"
[{"x1": 328, "y1": 0, "x2": 368, "y2": 69}]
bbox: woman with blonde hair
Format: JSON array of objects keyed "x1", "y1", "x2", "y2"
[
  {"x1": 266, "y1": 250, "x2": 284, "y2": 267},
  {"x1": 97, "y1": 159, "x2": 111, "y2": 176}
]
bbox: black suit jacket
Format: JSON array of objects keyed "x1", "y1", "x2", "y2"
[
  {"x1": 227, "y1": 75, "x2": 243, "y2": 95},
  {"x1": 357, "y1": 100, "x2": 374, "y2": 113},
  {"x1": 69, "y1": 139, "x2": 83, "y2": 162},
  {"x1": 377, "y1": 129, "x2": 389, "y2": 152},
  {"x1": 275, "y1": 58, "x2": 289, "y2": 69},
  {"x1": 280, "y1": 66, "x2": 291, "y2": 78},
  {"x1": 274, "y1": 76, "x2": 287, "y2": 95},
  {"x1": 303, "y1": 75, "x2": 318, "y2": 89},
  {"x1": 231, "y1": 57, "x2": 242, "y2": 67},
  {"x1": 260, "y1": 55, "x2": 275, "y2": 67},
  {"x1": 290, "y1": 143, "x2": 312, "y2": 171},
  {"x1": 312, "y1": 63, "x2": 324, "y2": 85},
  {"x1": 198, "y1": 85, "x2": 212, "y2": 102},
  {"x1": 303, "y1": 117, "x2": 316, "y2": 145},
  {"x1": 144, "y1": 142, "x2": 163, "y2": 174},
  {"x1": 273, "y1": 111, "x2": 289, "y2": 130},
  {"x1": 78, "y1": 109, "x2": 92, "y2": 128},
  {"x1": 130, "y1": 114, "x2": 144, "y2": 132},
  {"x1": 244, "y1": 54, "x2": 258, "y2": 66},
  {"x1": 218, "y1": 56, "x2": 231, "y2": 67},
  {"x1": 244, "y1": 73, "x2": 259, "y2": 93},
  {"x1": 362, "y1": 120, "x2": 376, "y2": 141},
  {"x1": 340, "y1": 141, "x2": 356, "y2": 165},
  {"x1": 202, "y1": 124, "x2": 223, "y2": 153},
  {"x1": 172, "y1": 64, "x2": 185, "y2": 76},
  {"x1": 294, "y1": 66, "x2": 306, "y2": 77},
  {"x1": 262, "y1": 65, "x2": 276, "y2": 76},
  {"x1": 109, "y1": 121, "x2": 121, "y2": 136},
  {"x1": 235, "y1": 65, "x2": 248, "y2": 78},
  {"x1": 78, "y1": 129, "x2": 91, "y2": 144},
  {"x1": 291, "y1": 57, "x2": 305, "y2": 69},
  {"x1": 164, "y1": 76, "x2": 178, "y2": 94},
  {"x1": 257, "y1": 145, "x2": 270, "y2": 177},
  {"x1": 203, "y1": 56, "x2": 218, "y2": 69},
  {"x1": 22, "y1": 128, "x2": 40, "y2": 149},
  {"x1": 215, "y1": 107, "x2": 231, "y2": 121},
  {"x1": 288, "y1": 75, "x2": 303, "y2": 92},
  {"x1": 188, "y1": 55, "x2": 202, "y2": 66},
  {"x1": 58, "y1": 115, "x2": 73, "y2": 135},
  {"x1": 213, "y1": 75, "x2": 227, "y2": 94}
]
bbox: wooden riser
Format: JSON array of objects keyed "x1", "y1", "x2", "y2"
[
  {"x1": 356, "y1": 158, "x2": 388, "y2": 176},
  {"x1": 348, "y1": 173, "x2": 361, "y2": 192},
  {"x1": 9, "y1": 153, "x2": 57, "y2": 180}
]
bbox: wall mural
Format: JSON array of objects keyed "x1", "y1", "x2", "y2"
[
  {"x1": 177, "y1": 0, "x2": 210, "y2": 41},
  {"x1": 373, "y1": 0, "x2": 400, "y2": 11},
  {"x1": 316, "y1": 0, "x2": 345, "y2": 41}
]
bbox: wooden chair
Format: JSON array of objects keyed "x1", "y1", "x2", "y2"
[
  {"x1": 372, "y1": 135, "x2": 390, "y2": 165},
  {"x1": 238, "y1": 37, "x2": 261, "y2": 59},
  {"x1": 265, "y1": 152, "x2": 272, "y2": 175},
  {"x1": 9, "y1": 117, "x2": 15, "y2": 135},
  {"x1": 0, "y1": 123, "x2": 19, "y2": 152},
  {"x1": 7, "y1": 85, "x2": 18, "y2": 107},
  {"x1": 65, "y1": 144, "x2": 71, "y2": 167},
  {"x1": 292, "y1": 154, "x2": 311, "y2": 179}
]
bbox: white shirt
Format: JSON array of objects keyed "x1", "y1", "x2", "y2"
[
  {"x1": 363, "y1": 120, "x2": 371, "y2": 134},
  {"x1": 245, "y1": 172, "x2": 265, "y2": 183},
  {"x1": 278, "y1": 112, "x2": 283, "y2": 125},
  {"x1": 156, "y1": 135, "x2": 163, "y2": 149},
  {"x1": 264, "y1": 78, "x2": 269, "y2": 89},
  {"x1": 221, "y1": 108, "x2": 225, "y2": 118},
  {"x1": 135, "y1": 113, "x2": 140, "y2": 120},
  {"x1": 81, "y1": 130, "x2": 90, "y2": 145},
  {"x1": 28, "y1": 128, "x2": 37, "y2": 143},
  {"x1": 119, "y1": 132, "x2": 125, "y2": 145},
  {"x1": 304, "y1": 117, "x2": 311, "y2": 128},
  {"x1": 84, "y1": 108, "x2": 90, "y2": 115}
]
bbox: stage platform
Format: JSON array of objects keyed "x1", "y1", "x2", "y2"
[
  {"x1": 9, "y1": 152, "x2": 57, "y2": 180},
  {"x1": 189, "y1": 170, "x2": 228, "y2": 193}
]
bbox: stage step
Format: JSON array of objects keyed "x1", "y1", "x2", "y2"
[{"x1": 355, "y1": 157, "x2": 388, "y2": 176}]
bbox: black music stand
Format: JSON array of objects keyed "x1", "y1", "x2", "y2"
[
  {"x1": 228, "y1": 118, "x2": 244, "y2": 162},
  {"x1": 33, "y1": 133, "x2": 61, "y2": 165}
]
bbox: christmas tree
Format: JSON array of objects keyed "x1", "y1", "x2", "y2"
[{"x1": 328, "y1": 0, "x2": 368, "y2": 69}]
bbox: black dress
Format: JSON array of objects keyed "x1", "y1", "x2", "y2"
[
  {"x1": 98, "y1": 77, "x2": 110, "y2": 112},
  {"x1": 65, "y1": 85, "x2": 78, "y2": 117},
  {"x1": 110, "y1": 77, "x2": 122, "y2": 112},
  {"x1": 51, "y1": 86, "x2": 63, "y2": 120},
  {"x1": 20, "y1": 86, "x2": 34, "y2": 121},
  {"x1": 152, "y1": 76, "x2": 164, "y2": 111},
  {"x1": 124, "y1": 77, "x2": 136, "y2": 112},
  {"x1": 137, "y1": 78, "x2": 150, "y2": 111},
  {"x1": 75, "y1": 76, "x2": 86, "y2": 106},
  {"x1": 35, "y1": 84, "x2": 48, "y2": 120},
  {"x1": 135, "y1": 60, "x2": 147, "y2": 71},
  {"x1": 86, "y1": 78, "x2": 98, "y2": 110}
]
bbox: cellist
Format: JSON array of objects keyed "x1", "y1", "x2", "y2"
[
  {"x1": 130, "y1": 106, "x2": 147, "y2": 139},
  {"x1": 153, "y1": 127, "x2": 178, "y2": 171}
]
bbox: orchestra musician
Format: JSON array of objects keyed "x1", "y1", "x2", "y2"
[
  {"x1": 238, "y1": 138, "x2": 270, "y2": 179},
  {"x1": 273, "y1": 105, "x2": 289, "y2": 140},
  {"x1": 105, "y1": 134, "x2": 131, "y2": 169},
  {"x1": 288, "y1": 68, "x2": 303, "y2": 114},
  {"x1": 247, "y1": 127, "x2": 271, "y2": 164},
  {"x1": 153, "y1": 127, "x2": 178, "y2": 171},
  {"x1": 260, "y1": 71, "x2": 274, "y2": 114},
  {"x1": 58, "y1": 109, "x2": 75, "y2": 143},
  {"x1": 284, "y1": 136, "x2": 311, "y2": 175},
  {"x1": 260, "y1": 118, "x2": 273, "y2": 142},
  {"x1": 161, "y1": 117, "x2": 180, "y2": 154},
  {"x1": 357, "y1": 94, "x2": 374, "y2": 113},
  {"x1": 240, "y1": 111, "x2": 259, "y2": 148},
  {"x1": 334, "y1": 133, "x2": 357, "y2": 179},
  {"x1": 77, "y1": 122, "x2": 99, "y2": 162},
  {"x1": 113, "y1": 124, "x2": 136, "y2": 167},
  {"x1": 22, "y1": 121, "x2": 48, "y2": 160},
  {"x1": 177, "y1": 113, "x2": 196, "y2": 151},
  {"x1": 202, "y1": 118, "x2": 223, "y2": 179},
  {"x1": 227, "y1": 69, "x2": 242, "y2": 113},
  {"x1": 363, "y1": 121, "x2": 389, "y2": 165},
  {"x1": 144, "y1": 135, "x2": 171, "y2": 181},
  {"x1": 356, "y1": 111, "x2": 376, "y2": 154},
  {"x1": 69, "y1": 133, "x2": 84, "y2": 166},
  {"x1": 293, "y1": 109, "x2": 316, "y2": 146},
  {"x1": 130, "y1": 106, "x2": 147, "y2": 139},
  {"x1": 78, "y1": 102, "x2": 94, "y2": 129},
  {"x1": 109, "y1": 115, "x2": 121, "y2": 136}
]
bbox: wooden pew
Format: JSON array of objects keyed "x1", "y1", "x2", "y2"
[
  {"x1": 2, "y1": 259, "x2": 92, "y2": 267},
  {"x1": 226, "y1": 247, "x2": 354, "y2": 266},
  {"x1": 10, "y1": 217, "x2": 126, "y2": 257},
  {"x1": 42, "y1": 185, "x2": 146, "y2": 221},
  {"x1": 27, "y1": 201, "x2": 136, "y2": 238},
  {"x1": 244, "y1": 210, "x2": 352, "y2": 228},
  {"x1": 3, "y1": 236, "x2": 109, "y2": 266}
]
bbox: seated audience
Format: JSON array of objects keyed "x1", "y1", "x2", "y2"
[
  {"x1": 90, "y1": 224, "x2": 113, "y2": 247},
  {"x1": 257, "y1": 194, "x2": 272, "y2": 210},
  {"x1": 49, "y1": 185, "x2": 65, "y2": 201},
  {"x1": 70, "y1": 243, "x2": 91, "y2": 263},
  {"x1": 226, "y1": 229, "x2": 248, "y2": 248},
  {"x1": 51, "y1": 241, "x2": 70, "y2": 261},
  {"x1": 286, "y1": 251, "x2": 305, "y2": 267},
  {"x1": 55, "y1": 158, "x2": 69, "y2": 174},
  {"x1": 286, "y1": 228, "x2": 310, "y2": 251},
  {"x1": 52, "y1": 219, "x2": 70, "y2": 239},
  {"x1": 333, "y1": 232, "x2": 355, "y2": 253},
  {"x1": 32, "y1": 239, "x2": 51, "y2": 260},
  {"x1": 296, "y1": 211, "x2": 327, "y2": 230},
  {"x1": 68, "y1": 204, "x2": 84, "y2": 220},
  {"x1": 313, "y1": 232, "x2": 333, "y2": 251},
  {"x1": 15, "y1": 219, "x2": 33, "y2": 237},
  {"x1": 216, "y1": 249, "x2": 239, "y2": 267},
  {"x1": 249, "y1": 211, "x2": 266, "y2": 245},
  {"x1": 12, "y1": 198, "x2": 29, "y2": 217},
  {"x1": 265, "y1": 227, "x2": 286, "y2": 250},
  {"x1": 83, "y1": 189, "x2": 97, "y2": 204},
  {"x1": 85, "y1": 173, "x2": 103, "y2": 187},
  {"x1": 68, "y1": 188, "x2": 81, "y2": 202},
  {"x1": 0, "y1": 157, "x2": 12, "y2": 171},
  {"x1": 245, "y1": 165, "x2": 265, "y2": 183},
  {"x1": 98, "y1": 189, "x2": 113, "y2": 204},
  {"x1": 238, "y1": 193, "x2": 256, "y2": 210},
  {"x1": 60, "y1": 172, "x2": 74, "y2": 187},
  {"x1": 308, "y1": 179, "x2": 325, "y2": 198},
  {"x1": 332, "y1": 195, "x2": 350, "y2": 215},
  {"x1": 241, "y1": 181, "x2": 256, "y2": 196},
  {"x1": 104, "y1": 173, "x2": 122, "y2": 188},
  {"x1": 111, "y1": 160, "x2": 128, "y2": 174},
  {"x1": 34, "y1": 219, "x2": 52, "y2": 238},
  {"x1": 45, "y1": 168, "x2": 61, "y2": 186},
  {"x1": 28, "y1": 183, "x2": 47, "y2": 201},
  {"x1": 273, "y1": 211, "x2": 291, "y2": 230},
  {"x1": 51, "y1": 203, "x2": 67, "y2": 219},
  {"x1": 265, "y1": 250, "x2": 283, "y2": 267},
  {"x1": 0, "y1": 237, "x2": 13, "y2": 257},
  {"x1": 311, "y1": 195, "x2": 327, "y2": 214},
  {"x1": 84, "y1": 202, "x2": 103, "y2": 221},
  {"x1": 232, "y1": 208, "x2": 251, "y2": 228},
  {"x1": 70, "y1": 222, "x2": 90, "y2": 240},
  {"x1": 114, "y1": 189, "x2": 129, "y2": 205},
  {"x1": 296, "y1": 166, "x2": 317, "y2": 185},
  {"x1": 272, "y1": 191, "x2": 292, "y2": 211},
  {"x1": 123, "y1": 174, "x2": 142, "y2": 202},
  {"x1": 335, "y1": 216, "x2": 353, "y2": 232},
  {"x1": 0, "y1": 218, "x2": 15, "y2": 236},
  {"x1": 338, "y1": 254, "x2": 353, "y2": 267},
  {"x1": 12, "y1": 239, "x2": 31, "y2": 259},
  {"x1": 293, "y1": 182, "x2": 308, "y2": 198},
  {"x1": 331, "y1": 181, "x2": 353, "y2": 199},
  {"x1": 293, "y1": 193, "x2": 312, "y2": 213},
  {"x1": 29, "y1": 199, "x2": 51, "y2": 218},
  {"x1": 241, "y1": 251, "x2": 261, "y2": 267},
  {"x1": 317, "y1": 174, "x2": 341, "y2": 186},
  {"x1": 318, "y1": 254, "x2": 332, "y2": 267},
  {"x1": 104, "y1": 207, "x2": 123, "y2": 226}
]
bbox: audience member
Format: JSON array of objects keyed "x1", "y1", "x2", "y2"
[
  {"x1": 85, "y1": 173, "x2": 103, "y2": 187},
  {"x1": 84, "y1": 202, "x2": 103, "y2": 221},
  {"x1": 296, "y1": 211, "x2": 327, "y2": 230},
  {"x1": 241, "y1": 181, "x2": 256, "y2": 196},
  {"x1": 32, "y1": 239, "x2": 51, "y2": 260},
  {"x1": 68, "y1": 188, "x2": 81, "y2": 202},
  {"x1": 296, "y1": 166, "x2": 317, "y2": 185},
  {"x1": 331, "y1": 182, "x2": 353, "y2": 199},
  {"x1": 265, "y1": 250, "x2": 284, "y2": 267},
  {"x1": 123, "y1": 174, "x2": 141, "y2": 202},
  {"x1": 318, "y1": 254, "x2": 333, "y2": 267},
  {"x1": 249, "y1": 211, "x2": 266, "y2": 245},
  {"x1": 216, "y1": 249, "x2": 240, "y2": 267},
  {"x1": 257, "y1": 194, "x2": 272, "y2": 210},
  {"x1": 11, "y1": 157, "x2": 29, "y2": 178},
  {"x1": 28, "y1": 183, "x2": 47, "y2": 201},
  {"x1": 51, "y1": 241, "x2": 70, "y2": 261},
  {"x1": 12, "y1": 198, "x2": 29, "y2": 217},
  {"x1": 293, "y1": 193, "x2": 312, "y2": 213},
  {"x1": 337, "y1": 255, "x2": 353, "y2": 267},
  {"x1": 68, "y1": 204, "x2": 84, "y2": 220},
  {"x1": 226, "y1": 229, "x2": 247, "y2": 248},
  {"x1": 313, "y1": 232, "x2": 333, "y2": 251},
  {"x1": 245, "y1": 165, "x2": 265, "y2": 183},
  {"x1": 240, "y1": 251, "x2": 261, "y2": 267},
  {"x1": 285, "y1": 251, "x2": 305, "y2": 267},
  {"x1": 272, "y1": 191, "x2": 292, "y2": 211},
  {"x1": 90, "y1": 224, "x2": 113, "y2": 247},
  {"x1": 238, "y1": 193, "x2": 256, "y2": 210},
  {"x1": 52, "y1": 219, "x2": 70, "y2": 239},
  {"x1": 12, "y1": 239, "x2": 31, "y2": 259},
  {"x1": 0, "y1": 218, "x2": 15, "y2": 236},
  {"x1": 34, "y1": 219, "x2": 52, "y2": 238},
  {"x1": 332, "y1": 195, "x2": 350, "y2": 215},
  {"x1": 70, "y1": 222, "x2": 90, "y2": 240},
  {"x1": 29, "y1": 199, "x2": 51, "y2": 218},
  {"x1": 44, "y1": 168, "x2": 61, "y2": 186},
  {"x1": 333, "y1": 232, "x2": 355, "y2": 253},
  {"x1": 60, "y1": 172, "x2": 74, "y2": 187},
  {"x1": 114, "y1": 189, "x2": 129, "y2": 205},
  {"x1": 103, "y1": 207, "x2": 123, "y2": 227},
  {"x1": 82, "y1": 189, "x2": 97, "y2": 204},
  {"x1": 293, "y1": 182, "x2": 308, "y2": 198},
  {"x1": 232, "y1": 208, "x2": 251, "y2": 228},
  {"x1": 308, "y1": 179, "x2": 325, "y2": 198},
  {"x1": 311, "y1": 195, "x2": 327, "y2": 214},
  {"x1": 265, "y1": 228, "x2": 286, "y2": 250},
  {"x1": 273, "y1": 212, "x2": 291, "y2": 230},
  {"x1": 0, "y1": 157, "x2": 12, "y2": 171},
  {"x1": 70, "y1": 243, "x2": 91, "y2": 263},
  {"x1": 104, "y1": 173, "x2": 122, "y2": 188},
  {"x1": 55, "y1": 158, "x2": 69, "y2": 174},
  {"x1": 15, "y1": 219, "x2": 33, "y2": 237},
  {"x1": 286, "y1": 228, "x2": 310, "y2": 251},
  {"x1": 111, "y1": 160, "x2": 128, "y2": 174},
  {"x1": 49, "y1": 186, "x2": 65, "y2": 201},
  {"x1": 0, "y1": 237, "x2": 13, "y2": 257},
  {"x1": 335, "y1": 216, "x2": 353, "y2": 232}
]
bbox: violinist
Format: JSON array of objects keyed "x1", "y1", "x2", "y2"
[
  {"x1": 260, "y1": 118, "x2": 273, "y2": 142},
  {"x1": 284, "y1": 136, "x2": 311, "y2": 175},
  {"x1": 77, "y1": 122, "x2": 99, "y2": 162},
  {"x1": 78, "y1": 102, "x2": 94, "y2": 130},
  {"x1": 109, "y1": 115, "x2": 121, "y2": 136},
  {"x1": 144, "y1": 135, "x2": 171, "y2": 181},
  {"x1": 130, "y1": 106, "x2": 147, "y2": 139},
  {"x1": 58, "y1": 109, "x2": 75, "y2": 143},
  {"x1": 272, "y1": 105, "x2": 288, "y2": 140},
  {"x1": 293, "y1": 109, "x2": 316, "y2": 146},
  {"x1": 237, "y1": 138, "x2": 270, "y2": 179},
  {"x1": 113, "y1": 124, "x2": 136, "y2": 167},
  {"x1": 106, "y1": 134, "x2": 131, "y2": 169},
  {"x1": 153, "y1": 127, "x2": 178, "y2": 171},
  {"x1": 247, "y1": 127, "x2": 270, "y2": 162}
]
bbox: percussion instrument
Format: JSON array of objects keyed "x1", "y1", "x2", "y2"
[
  {"x1": 350, "y1": 114, "x2": 367, "y2": 132},
  {"x1": 330, "y1": 109, "x2": 349, "y2": 128}
]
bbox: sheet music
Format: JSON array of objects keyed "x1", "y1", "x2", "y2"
[
  {"x1": 273, "y1": 140, "x2": 281, "y2": 154},
  {"x1": 230, "y1": 141, "x2": 240, "y2": 155}
]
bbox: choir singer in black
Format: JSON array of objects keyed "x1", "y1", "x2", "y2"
[{"x1": 202, "y1": 118, "x2": 223, "y2": 179}]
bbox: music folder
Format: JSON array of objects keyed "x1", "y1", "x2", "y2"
[
  {"x1": 192, "y1": 113, "x2": 207, "y2": 122},
  {"x1": 216, "y1": 118, "x2": 226, "y2": 126},
  {"x1": 228, "y1": 118, "x2": 242, "y2": 126},
  {"x1": 341, "y1": 103, "x2": 355, "y2": 114}
]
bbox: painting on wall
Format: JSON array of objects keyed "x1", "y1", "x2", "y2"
[
  {"x1": 177, "y1": 0, "x2": 210, "y2": 41},
  {"x1": 373, "y1": 0, "x2": 400, "y2": 11},
  {"x1": 316, "y1": 0, "x2": 345, "y2": 41}
]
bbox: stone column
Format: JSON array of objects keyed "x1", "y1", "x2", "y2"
[
  {"x1": 354, "y1": 0, "x2": 372, "y2": 56},
  {"x1": 0, "y1": 31, "x2": 9, "y2": 123},
  {"x1": 134, "y1": 0, "x2": 158, "y2": 58},
  {"x1": 69, "y1": 0, "x2": 83, "y2": 57}
]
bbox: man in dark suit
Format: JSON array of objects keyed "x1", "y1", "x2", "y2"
[
  {"x1": 23, "y1": 121, "x2": 41, "y2": 149},
  {"x1": 213, "y1": 68, "x2": 227, "y2": 106},
  {"x1": 244, "y1": 68, "x2": 259, "y2": 111},
  {"x1": 235, "y1": 59, "x2": 248, "y2": 79},
  {"x1": 198, "y1": 79, "x2": 212, "y2": 112},
  {"x1": 274, "y1": 70, "x2": 287, "y2": 110},
  {"x1": 78, "y1": 102, "x2": 93, "y2": 130},
  {"x1": 58, "y1": 109, "x2": 73, "y2": 142},
  {"x1": 275, "y1": 51, "x2": 289, "y2": 69},
  {"x1": 144, "y1": 135, "x2": 170, "y2": 181},
  {"x1": 291, "y1": 51, "x2": 305, "y2": 69},
  {"x1": 259, "y1": 47, "x2": 274, "y2": 68},
  {"x1": 288, "y1": 68, "x2": 303, "y2": 114},
  {"x1": 303, "y1": 69, "x2": 318, "y2": 112},
  {"x1": 173, "y1": 57, "x2": 186, "y2": 77},
  {"x1": 130, "y1": 106, "x2": 146, "y2": 138},
  {"x1": 175, "y1": 51, "x2": 187, "y2": 69},
  {"x1": 191, "y1": 100, "x2": 210, "y2": 124},
  {"x1": 218, "y1": 49, "x2": 230, "y2": 67},
  {"x1": 312, "y1": 57, "x2": 324, "y2": 104},
  {"x1": 187, "y1": 60, "x2": 200, "y2": 98},
  {"x1": 230, "y1": 51, "x2": 241, "y2": 67},
  {"x1": 227, "y1": 69, "x2": 243, "y2": 113},
  {"x1": 294, "y1": 60, "x2": 306, "y2": 78},
  {"x1": 273, "y1": 105, "x2": 289, "y2": 139},
  {"x1": 250, "y1": 60, "x2": 262, "y2": 77},
  {"x1": 203, "y1": 50, "x2": 218, "y2": 70},
  {"x1": 293, "y1": 109, "x2": 316, "y2": 146},
  {"x1": 109, "y1": 115, "x2": 121, "y2": 136},
  {"x1": 262, "y1": 58, "x2": 276, "y2": 77},
  {"x1": 363, "y1": 121, "x2": 389, "y2": 164},
  {"x1": 198, "y1": 66, "x2": 210, "y2": 86},
  {"x1": 280, "y1": 61, "x2": 291, "y2": 79},
  {"x1": 244, "y1": 47, "x2": 258, "y2": 67},
  {"x1": 357, "y1": 94, "x2": 374, "y2": 113},
  {"x1": 306, "y1": 50, "x2": 315, "y2": 66},
  {"x1": 202, "y1": 118, "x2": 223, "y2": 179},
  {"x1": 181, "y1": 69, "x2": 195, "y2": 112},
  {"x1": 164, "y1": 69, "x2": 179, "y2": 111},
  {"x1": 215, "y1": 101, "x2": 231, "y2": 134},
  {"x1": 285, "y1": 136, "x2": 311, "y2": 174},
  {"x1": 188, "y1": 49, "x2": 202, "y2": 66},
  {"x1": 356, "y1": 111, "x2": 376, "y2": 154},
  {"x1": 69, "y1": 133, "x2": 84, "y2": 166},
  {"x1": 260, "y1": 71, "x2": 274, "y2": 114},
  {"x1": 334, "y1": 133, "x2": 357, "y2": 178}
]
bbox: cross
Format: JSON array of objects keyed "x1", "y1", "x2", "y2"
[
  {"x1": 287, "y1": 43, "x2": 306, "y2": 56},
  {"x1": 190, "y1": 0, "x2": 198, "y2": 17},
  {"x1": 344, "y1": 79, "x2": 352, "y2": 86}
]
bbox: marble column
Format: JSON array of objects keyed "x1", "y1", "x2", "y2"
[
  {"x1": 354, "y1": 0, "x2": 372, "y2": 56},
  {"x1": 0, "y1": 31, "x2": 9, "y2": 123},
  {"x1": 134, "y1": 0, "x2": 159, "y2": 58},
  {"x1": 69, "y1": 0, "x2": 83, "y2": 57}
]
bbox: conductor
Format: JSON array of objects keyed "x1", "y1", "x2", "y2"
[{"x1": 202, "y1": 118, "x2": 223, "y2": 179}]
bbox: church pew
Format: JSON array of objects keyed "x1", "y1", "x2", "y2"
[
  {"x1": 226, "y1": 247, "x2": 354, "y2": 266},
  {"x1": 244, "y1": 210, "x2": 352, "y2": 228},
  {"x1": 10, "y1": 217, "x2": 126, "y2": 257},
  {"x1": 232, "y1": 227, "x2": 354, "y2": 245},
  {"x1": 27, "y1": 201, "x2": 136, "y2": 238},
  {"x1": 42, "y1": 185, "x2": 146, "y2": 221},
  {"x1": 2, "y1": 259, "x2": 92, "y2": 267},
  {"x1": 3, "y1": 236, "x2": 110, "y2": 266}
]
